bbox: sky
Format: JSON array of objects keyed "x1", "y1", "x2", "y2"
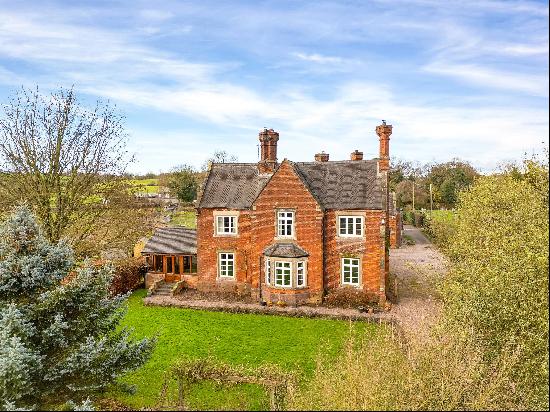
[{"x1": 0, "y1": 0, "x2": 548, "y2": 174}]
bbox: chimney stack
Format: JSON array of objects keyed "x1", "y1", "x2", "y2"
[
  {"x1": 350, "y1": 150, "x2": 363, "y2": 161},
  {"x1": 314, "y1": 151, "x2": 329, "y2": 162},
  {"x1": 258, "y1": 128, "x2": 279, "y2": 173},
  {"x1": 375, "y1": 120, "x2": 392, "y2": 171}
]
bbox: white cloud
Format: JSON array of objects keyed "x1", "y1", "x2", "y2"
[
  {"x1": 293, "y1": 53, "x2": 344, "y2": 65},
  {"x1": 424, "y1": 62, "x2": 549, "y2": 97},
  {"x1": 0, "y1": 0, "x2": 547, "y2": 173}
]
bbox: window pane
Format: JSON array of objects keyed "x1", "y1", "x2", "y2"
[
  {"x1": 166, "y1": 256, "x2": 173, "y2": 273},
  {"x1": 174, "y1": 256, "x2": 180, "y2": 274},
  {"x1": 154, "y1": 255, "x2": 163, "y2": 272}
]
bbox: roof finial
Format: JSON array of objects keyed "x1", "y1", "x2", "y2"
[{"x1": 382, "y1": 119, "x2": 386, "y2": 125}]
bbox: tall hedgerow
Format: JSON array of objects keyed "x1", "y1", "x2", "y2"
[
  {"x1": 0, "y1": 207, "x2": 155, "y2": 410},
  {"x1": 440, "y1": 161, "x2": 549, "y2": 408}
]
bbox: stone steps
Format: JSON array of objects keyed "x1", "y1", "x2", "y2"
[{"x1": 152, "y1": 282, "x2": 176, "y2": 296}]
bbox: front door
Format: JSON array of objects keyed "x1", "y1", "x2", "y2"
[
  {"x1": 165, "y1": 256, "x2": 175, "y2": 282},
  {"x1": 164, "y1": 255, "x2": 181, "y2": 283}
]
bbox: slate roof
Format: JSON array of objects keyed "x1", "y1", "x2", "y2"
[
  {"x1": 198, "y1": 159, "x2": 384, "y2": 210},
  {"x1": 264, "y1": 243, "x2": 309, "y2": 258},
  {"x1": 293, "y1": 160, "x2": 384, "y2": 210},
  {"x1": 198, "y1": 163, "x2": 271, "y2": 209},
  {"x1": 142, "y1": 227, "x2": 197, "y2": 255}
]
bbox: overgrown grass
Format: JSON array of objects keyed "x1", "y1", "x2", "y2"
[
  {"x1": 169, "y1": 210, "x2": 196, "y2": 228},
  {"x1": 114, "y1": 290, "x2": 378, "y2": 409}
]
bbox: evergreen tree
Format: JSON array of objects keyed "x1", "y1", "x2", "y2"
[{"x1": 0, "y1": 207, "x2": 155, "y2": 410}]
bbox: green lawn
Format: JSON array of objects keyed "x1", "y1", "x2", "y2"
[
  {"x1": 169, "y1": 210, "x2": 196, "y2": 228},
  {"x1": 114, "y1": 290, "x2": 378, "y2": 409}
]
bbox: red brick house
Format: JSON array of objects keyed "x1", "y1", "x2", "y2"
[{"x1": 190, "y1": 122, "x2": 396, "y2": 305}]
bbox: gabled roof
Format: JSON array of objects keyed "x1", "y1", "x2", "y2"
[
  {"x1": 293, "y1": 160, "x2": 384, "y2": 210},
  {"x1": 264, "y1": 242, "x2": 309, "y2": 258},
  {"x1": 142, "y1": 227, "x2": 197, "y2": 255},
  {"x1": 198, "y1": 163, "x2": 271, "y2": 209},
  {"x1": 198, "y1": 159, "x2": 384, "y2": 210}
]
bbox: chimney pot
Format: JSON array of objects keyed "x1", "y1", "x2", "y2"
[
  {"x1": 258, "y1": 128, "x2": 279, "y2": 173},
  {"x1": 376, "y1": 121, "x2": 393, "y2": 172},
  {"x1": 350, "y1": 150, "x2": 363, "y2": 161},
  {"x1": 315, "y1": 151, "x2": 329, "y2": 162}
]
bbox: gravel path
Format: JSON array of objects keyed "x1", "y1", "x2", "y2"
[{"x1": 390, "y1": 225, "x2": 448, "y2": 340}]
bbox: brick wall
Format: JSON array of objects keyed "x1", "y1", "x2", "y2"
[
  {"x1": 250, "y1": 161, "x2": 324, "y2": 303},
  {"x1": 196, "y1": 208, "x2": 253, "y2": 293},
  {"x1": 389, "y1": 212, "x2": 402, "y2": 248},
  {"x1": 324, "y1": 210, "x2": 386, "y2": 298}
]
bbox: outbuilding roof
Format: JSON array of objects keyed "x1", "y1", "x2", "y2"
[
  {"x1": 198, "y1": 159, "x2": 384, "y2": 210},
  {"x1": 263, "y1": 242, "x2": 309, "y2": 258},
  {"x1": 142, "y1": 227, "x2": 197, "y2": 255}
]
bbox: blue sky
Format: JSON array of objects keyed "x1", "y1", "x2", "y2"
[{"x1": 0, "y1": 0, "x2": 548, "y2": 173}]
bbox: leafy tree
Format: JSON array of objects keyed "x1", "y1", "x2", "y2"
[
  {"x1": 0, "y1": 86, "x2": 152, "y2": 256},
  {"x1": 427, "y1": 159, "x2": 478, "y2": 208},
  {"x1": 0, "y1": 207, "x2": 155, "y2": 409},
  {"x1": 166, "y1": 164, "x2": 199, "y2": 203}
]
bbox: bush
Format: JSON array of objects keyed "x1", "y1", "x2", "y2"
[
  {"x1": 323, "y1": 288, "x2": 379, "y2": 309},
  {"x1": 423, "y1": 210, "x2": 457, "y2": 249},
  {"x1": 440, "y1": 170, "x2": 549, "y2": 408},
  {"x1": 109, "y1": 257, "x2": 148, "y2": 296}
]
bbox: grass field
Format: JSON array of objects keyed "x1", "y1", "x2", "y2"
[
  {"x1": 130, "y1": 178, "x2": 160, "y2": 194},
  {"x1": 114, "y1": 290, "x2": 378, "y2": 409},
  {"x1": 169, "y1": 210, "x2": 196, "y2": 228}
]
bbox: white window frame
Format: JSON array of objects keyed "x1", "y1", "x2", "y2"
[
  {"x1": 276, "y1": 210, "x2": 295, "y2": 238},
  {"x1": 338, "y1": 216, "x2": 364, "y2": 237},
  {"x1": 341, "y1": 257, "x2": 361, "y2": 286},
  {"x1": 216, "y1": 215, "x2": 238, "y2": 235},
  {"x1": 296, "y1": 261, "x2": 307, "y2": 288},
  {"x1": 218, "y1": 252, "x2": 235, "y2": 278},
  {"x1": 274, "y1": 261, "x2": 292, "y2": 288},
  {"x1": 265, "y1": 259, "x2": 271, "y2": 285}
]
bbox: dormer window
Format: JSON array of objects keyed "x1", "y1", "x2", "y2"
[
  {"x1": 277, "y1": 210, "x2": 294, "y2": 238},
  {"x1": 338, "y1": 216, "x2": 364, "y2": 237}
]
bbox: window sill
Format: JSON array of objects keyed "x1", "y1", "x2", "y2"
[
  {"x1": 214, "y1": 233, "x2": 239, "y2": 237},
  {"x1": 341, "y1": 283, "x2": 362, "y2": 288}
]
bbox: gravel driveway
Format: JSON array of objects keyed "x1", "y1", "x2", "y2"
[{"x1": 390, "y1": 225, "x2": 448, "y2": 341}]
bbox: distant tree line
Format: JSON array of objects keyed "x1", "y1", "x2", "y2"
[{"x1": 389, "y1": 157, "x2": 479, "y2": 210}]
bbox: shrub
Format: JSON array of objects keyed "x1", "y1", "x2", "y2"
[
  {"x1": 109, "y1": 257, "x2": 148, "y2": 296},
  {"x1": 323, "y1": 288, "x2": 379, "y2": 309},
  {"x1": 423, "y1": 210, "x2": 457, "y2": 249}
]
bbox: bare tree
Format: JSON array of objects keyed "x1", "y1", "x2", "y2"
[
  {"x1": 0, "y1": 86, "x2": 152, "y2": 255},
  {"x1": 201, "y1": 150, "x2": 238, "y2": 171}
]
